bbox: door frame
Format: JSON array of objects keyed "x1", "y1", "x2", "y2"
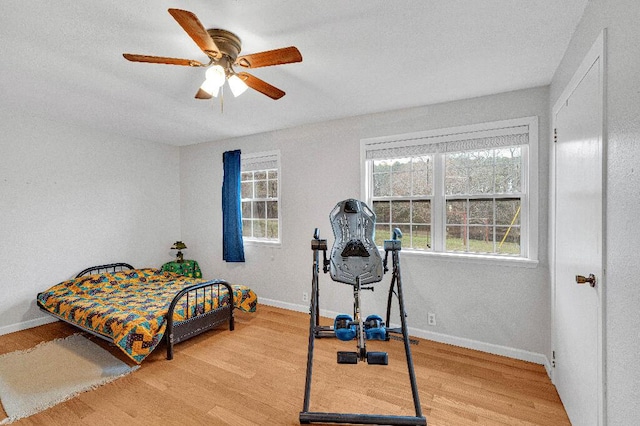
[{"x1": 550, "y1": 29, "x2": 607, "y2": 425}]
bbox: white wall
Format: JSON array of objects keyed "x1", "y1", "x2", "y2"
[
  {"x1": 550, "y1": 0, "x2": 640, "y2": 423},
  {"x1": 180, "y1": 86, "x2": 552, "y2": 364},
  {"x1": 0, "y1": 111, "x2": 181, "y2": 334}
]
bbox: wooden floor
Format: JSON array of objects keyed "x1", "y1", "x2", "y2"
[{"x1": 0, "y1": 305, "x2": 570, "y2": 425}]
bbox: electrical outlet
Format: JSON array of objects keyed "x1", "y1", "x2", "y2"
[
  {"x1": 302, "y1": 292, "x2": 309, "y2": 303},
  {"x1": 427, "y1": 312, "x2": 436, "y2": 326}
]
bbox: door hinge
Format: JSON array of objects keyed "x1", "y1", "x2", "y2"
[
  {"x1": 552, "y1": 350, "x2": 556, "y2": 368},
  {"x1": 553, "y1": 128, "x2": 557, "y2": 143}
]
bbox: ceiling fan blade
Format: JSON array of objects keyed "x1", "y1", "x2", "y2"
[
  {"x1": 168, "y1": 8, "x2": 221, "y2": 58},
  {"x1": 195, "y1": 88, "x2": 213, "y2": 99},
  {"x1": 238, "y1": 72, "x2": 285, "y2": 100},
  {"x1": 123, "y1": 53, "x2": 205, "y2": 67},
  {"x1": 235, "y1": 46, "x2": 302, "y2": 69}
]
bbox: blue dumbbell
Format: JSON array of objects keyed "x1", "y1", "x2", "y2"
[
  {"x1": 364, "y1": 314, "x2": 386, "y2": 340},
  {"x1": 334, "y1": 314, "x2": 356, "y2": 341}
]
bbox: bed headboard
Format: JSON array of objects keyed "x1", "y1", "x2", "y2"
[{"x1": 75, "y1": 263, "x2": 135, "y2": 278}]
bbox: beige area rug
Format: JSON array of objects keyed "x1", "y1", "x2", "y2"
[{"x1": 0, "y1": 334, "x2": 138, "y2": 424}]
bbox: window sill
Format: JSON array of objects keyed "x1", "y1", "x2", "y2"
[
  {"x1": 243, "y1": 239, "x2": 282, "y2": 248},
  {"x1": 397, "y1": 249, "x2": 539, "y2": 268}
]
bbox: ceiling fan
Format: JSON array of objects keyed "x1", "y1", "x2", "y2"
[{"x1": 123, "y1": 8, "x2": 302, "y2": 100}]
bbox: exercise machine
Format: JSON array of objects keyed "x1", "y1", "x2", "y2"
[{"x1": 300, "y1": 199, "x2": 426, "y2": 425}]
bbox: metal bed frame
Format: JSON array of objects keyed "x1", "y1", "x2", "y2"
[{"x1": 37, "y1": 262, "x2": 235, "y2": 360}]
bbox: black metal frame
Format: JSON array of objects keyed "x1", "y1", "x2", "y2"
[
  {"x1": 37, "y1": 262, "x2": 235, "y2": 361},
  {"x1": 300, "y1": 230, "x2": 426, "y2": 425},
  {"x1": 74, "y1": 262, "x2": 136, "y2": 278}
]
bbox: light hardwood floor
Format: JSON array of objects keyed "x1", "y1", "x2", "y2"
[{"x1": 0, "y1": 305, "x2": 570, "y2": 425}]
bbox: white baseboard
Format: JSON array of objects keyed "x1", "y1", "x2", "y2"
[
  {"x1": 0, "y1": 315, "x2": 58, "y2": 336},
  {"x1": 260, "y1": 297, "x2": 552, "y2": 376},
  {"x1": 404, "y1": 326, "x2": 553, "y2": 376},
  {"x1": 259, "y1": 298, "x2": 341, "y2": 319}
]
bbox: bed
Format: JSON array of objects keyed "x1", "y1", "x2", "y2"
[{"x1": 36, "y1": 263, "x2": 257, "y2": 363}]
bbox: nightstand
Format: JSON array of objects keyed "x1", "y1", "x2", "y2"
[{"x1": 161, "y1": 259, "x2": 202, "y2": 278}]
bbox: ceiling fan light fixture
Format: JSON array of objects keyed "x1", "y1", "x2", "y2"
[
  {"x1": 205, "y1": 64, "x2": 226, "y2": 88},
  {"x1": 199, "y1": 79, "x2": 219, "y2": 97},
  {"x1": 228, "y1": 74, "x2": 249, "y2": 97}
]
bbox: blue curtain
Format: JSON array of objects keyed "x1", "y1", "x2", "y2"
[{"x1": 222, "y1": 150, "x2": 245, "y2": 262}]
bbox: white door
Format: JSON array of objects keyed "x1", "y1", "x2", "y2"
[{"x1": 553, "y1": 33, "x2": 605, "y2": 426}]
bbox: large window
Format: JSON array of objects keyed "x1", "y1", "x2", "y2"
[
  {"x1": 361, "y1": 117, "x2": 538, "y2": 262},
  {"x1": 241, "y1": 151, "x2": 280, "y2": 243}
]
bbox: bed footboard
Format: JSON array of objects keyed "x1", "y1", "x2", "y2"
[{"x1": 165, "y1": 279, "x2": 235, "y2": 360}]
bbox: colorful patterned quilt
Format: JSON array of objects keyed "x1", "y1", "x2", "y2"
[{"x1": 36, "y1": 268, "x2": 257, "y2": 363}]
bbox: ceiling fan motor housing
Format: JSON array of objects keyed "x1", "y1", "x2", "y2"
[{"x1": 206, "y1": 29, "x2": 241, "y2": 62}]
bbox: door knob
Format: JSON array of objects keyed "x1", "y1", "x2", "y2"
[{"x1": 575, "y1": 274, "x2": 596, "y2": 287}]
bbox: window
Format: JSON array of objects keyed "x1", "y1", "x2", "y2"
[
  {"x1": 241, "y1": 151, "x2": 280, "y2": 243},
  {"x1": 361, "y1": 117, "x2": 538, "y2": 262},
  {"x1": 370, "y1": 156, "x2": 434, "y2": 250}
]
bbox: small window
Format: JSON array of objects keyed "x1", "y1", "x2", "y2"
[
  {"x1": 241, "y1": 151, "x2": 281, "y2": 243},
  {"x1": 362, "y1": 117, "x2": 538, "y2": 262}
]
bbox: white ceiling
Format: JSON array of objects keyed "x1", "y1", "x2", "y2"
[{"x1": 1, "y1": 1, "x2": 588, "y2": 146}]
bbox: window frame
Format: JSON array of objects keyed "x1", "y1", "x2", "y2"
[
  {"x1": 361, "y1": 117, "x2": 538, "y2": 267},
  {"x1": 241, "y1": 150, "x2": 281, "y2": 246}
]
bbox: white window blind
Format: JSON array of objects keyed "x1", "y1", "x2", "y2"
[
  {"x1": 365, "y1": 125, "x2": 529, "y2": 160},
  {"x1": 241, "y1": 151, "x2": 279, "y2": 171}
]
